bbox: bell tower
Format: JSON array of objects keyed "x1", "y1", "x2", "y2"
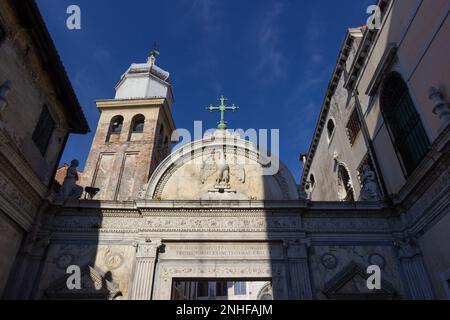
[{"x1": 81, "y1": 51, "x2": 175, "y2": 200}]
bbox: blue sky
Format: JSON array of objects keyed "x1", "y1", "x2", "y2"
[{"x1": 37, "y1": 0, "x2": 373, "y2": 181}]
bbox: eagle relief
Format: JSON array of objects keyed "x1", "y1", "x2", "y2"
[{"x1": 200, "y1": 148, "x2": 245, "y2": 193}]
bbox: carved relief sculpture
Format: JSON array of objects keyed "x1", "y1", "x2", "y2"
[
  {"x1": 201, "y1": 148, "x2": 245, "y2": 189},
  {"x1": 359, "y1": 164, "x2": 381, "y2": 201}
]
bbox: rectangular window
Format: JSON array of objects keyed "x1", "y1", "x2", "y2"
[
  {"x1": 172, "y1": 280, "x2": 268, "y2": 300},
  {"x1": 234, "y1": 281, "x2": 247, "y2": 295},
  {"x1": 196, "y1": 281, "x2": 209, "y2": 298},
  {"x1": 346, "y1": 108, "x2": 361, "y2": 146},
  {"x1": 32, "y1": 105, "x2": 56, "y2": 156},
  {"x1": 216, "y1": 281, "x2": 228, "y2": 297}
]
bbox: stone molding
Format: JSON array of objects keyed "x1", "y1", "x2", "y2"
[{"x1": 154, "y1": 261, "x2": 287, "y2": 300}]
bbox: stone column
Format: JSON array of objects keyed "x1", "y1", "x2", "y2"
[
  {"x1": 285, "y1": 240, "x2": 313, "y2": 300},
  {"x1": 131, "y1": 239, "x2": 162, "y2": 300},
  {"x1": 396, "y1": 238, "x2": 435, "y2": 299}
]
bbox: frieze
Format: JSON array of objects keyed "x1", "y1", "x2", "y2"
[
  {"x1": 160, "y1": 264, "x2": 283, "y2": 278},
  {"x1": 51, "y1": 214, "x2": 301, "y2": 233},
  {"x1": 51, "y1": 208, "x2": 397, "y2": 234},
  {"x1": 52, "y1": 216, "x2": 141, "y2": 231},
  {"x1": 155, "y1": 262, "x2": 287, "y2": 299},
  {"x1": 144, "y1": 216, "x2": 301, "y2": 232},
  {"x1": 140, "y1": 209, "x2": 301, "y2": 217},
  {"x1": 304, "y1": 217, "x2": 389, "y2": 232}
]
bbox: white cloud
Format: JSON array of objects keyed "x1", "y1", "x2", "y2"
[{"x1": 253, "y1": 1, "x2": 287, "y2": 82}]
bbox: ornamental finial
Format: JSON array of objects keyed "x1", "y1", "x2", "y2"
[{"x1": 147, "y1": 42, "x2": 160, "y2": 65}]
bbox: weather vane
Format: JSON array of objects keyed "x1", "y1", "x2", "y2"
[
  {"x1": 206, "y1": 95, "x2": 239, "y2": 130},
  {"x1": 148, "y1": 42, "x2": 160, "y2": 64}
]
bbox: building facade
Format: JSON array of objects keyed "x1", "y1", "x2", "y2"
[
  {"x1": 0, "y1": 0, "x2": 89, "y2": 298},
  {"x1": 300, "y1": 0, "x2": 450, "y2": 299},
  {"x1": 7, "y1": 52, "x2": 442, "y2": 301},
  {"x1": 1, "y1": 0, "x2": 449, "y2": 300}
]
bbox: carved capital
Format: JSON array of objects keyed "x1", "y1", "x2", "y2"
[
  {"x1": 284, "y1": 239, "x2": 310, "y2": 259},
  {"x1": 135, "y1": 239, "x2": 163, "y2": 259},
  {"x1": 394, "y1": 236, "x2": 420, "y2": 259}
]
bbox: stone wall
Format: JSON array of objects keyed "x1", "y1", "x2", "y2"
[
  {"x1": 0, "y1": 1, "x2": 70, "y2": 185},
  {"x1": 81, "y1": 99, "x2": 174, "y2": 201},
  {"x1": 0, "y1": 211, "x2": 24, "y2": 294},
  {"x1": 0, "y1": 1, "x2": 88, "y2": 298}
]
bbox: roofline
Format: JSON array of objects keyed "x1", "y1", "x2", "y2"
[
  {"x1": 9, "y1": 0, "x2": 90, "y2": 134},
  {"x1": 300, "y1": 27, "x2": 363, "y2": 186},
  {"x1": 300, "y1": 0, "x2": 391, "y2": 187}
]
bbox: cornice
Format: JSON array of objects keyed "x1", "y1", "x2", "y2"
[{"x1": 96, "y1": 98, "x2": 167, "y2": 109}]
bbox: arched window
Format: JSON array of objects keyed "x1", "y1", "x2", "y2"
[
  {"x1": 110, "y1": 115, "x2": 123, "y2": 134},
  {"x1": 327, "y1": 119, "x2": 336, "y2": 141},
  {"x1": 131, "y1": 114, "x2": 145, "y2": 133},
  {"x1": 337, "y1": 164, "x2": 354, "y2": 202},
  {"x1": 380, "y1": 72, "x2": 430, "y2": 175}
]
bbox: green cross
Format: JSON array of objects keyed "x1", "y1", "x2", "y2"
[{"x1": 206, "y1": 95, "x2": 239, "y2": 130}]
